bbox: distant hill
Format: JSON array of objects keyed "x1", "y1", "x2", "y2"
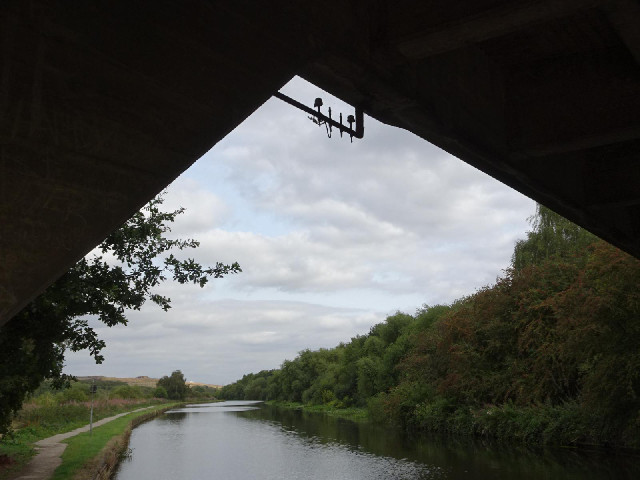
[
  {"x1": 76, "y1": 376, "x2": 221, "y2": 389},
  {"x1": 186, "y1": 381, "x2": 223, "y2": 389}
]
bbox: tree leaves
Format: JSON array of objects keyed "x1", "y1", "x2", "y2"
[
  {"x1": 0, "y1": 192, "x2": 240, "y2": 435},
  {"x1": 218, "y1": 204, "x2": 640, "y2": 445},
  {"x1": 157, "y1": 370, "x2": 189, "y2": 400}
]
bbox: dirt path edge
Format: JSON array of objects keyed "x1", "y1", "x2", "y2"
[{"x1": 11, "y1": 407, "x2": 154, "y2": 480}]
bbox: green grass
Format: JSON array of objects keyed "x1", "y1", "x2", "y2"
[
  {"x1": 52, "y1": 404, "x2": 179, "y2": 480},
  {"x1": 13, "y1": 399, "x2": 168, "y2": 443},
  {"x1": 0, "y1": 399, "x2": 172, "y2": 480},
  {"x1": 1, "y1": 424, "x2": 50, "y2": 480},
  {"x1": 0, "y1": 441, "x2": 35, "y2": 480}
]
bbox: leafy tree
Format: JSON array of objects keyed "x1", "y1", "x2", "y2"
[
  {"x1": 549, "y1": 241, "x2": 640, "y2": 432},
  {"x1": 356, "y1": 356, "x2": 385, "y2": 400},
  {"x1": 0, "y1": 194, "x2": 240, "y2": 435},
  {"x1": 153, "y1": 386, "x2": 168, "y2": 399},
  {"x1": 334, "y1": 337, "x2": 364, "y2": 401},
  {"x1": 265, "y1": 370, "x2": 282, "y2": 400},
  {"x1": 244, "y1": 377, "x2": 267, "y2": 400},
  {"x1": 217, "y1": 205, "x2": 640, "y2": 446},
  {"x1": 189, "y1": 385, "x2": 218, "y2": 399},
  {"x1": 218, "y1": 378, "x2": 246, "y2": 400},
  {"x1": 512, "y1": 204, "x2": 595, "y2": 270},
  {"x1": 373, "y1": 312, "x2": 413, "y2": 345},
  {"x1": 157, "y1": 370, "x2": 190, "y2": 400}
]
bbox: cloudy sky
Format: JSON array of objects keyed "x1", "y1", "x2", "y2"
[{"x1": 64, "y1": 77, "x2": 535, "y2": 385}]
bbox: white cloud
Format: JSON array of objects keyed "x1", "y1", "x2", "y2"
[
  {"x1": 64, "y1": 76, "x2": 536, "y2": 385},
  {"x1": 65, "y1": 297, "x2": 385, "y2": 384},
  {"x1": 161, "y1": 178, "x2": 231, "y2": 235}
]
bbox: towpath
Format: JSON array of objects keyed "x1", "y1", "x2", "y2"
[{"x1": 12, "y1": 406, "x2": 153, "y2": 480}]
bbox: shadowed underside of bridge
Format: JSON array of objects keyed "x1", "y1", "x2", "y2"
[{"x1": 1, "y1": 0, "x2": 639, "y2": 324}]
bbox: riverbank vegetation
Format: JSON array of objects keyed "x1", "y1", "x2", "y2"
[
  {"x1": 219, "y1": 205, "x2": 640, "y2": 448},
  {"x1": 265, "y1": 401, "x2": 368, "y2": 422},
  {"x1": 0, "y1": 396, "x2": 163, "y2": 480},
  {"x1": 0, "y1": 375, "x2": 214, "y2": 478},
  {"x1": 0, "y1": 194, "x2": 240, "y2": 438},
  {"x1": 52, "y1": 403, "x2": 178, "y2": 480}
]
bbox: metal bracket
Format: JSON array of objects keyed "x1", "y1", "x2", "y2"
[{"x1": 274, "y1": 91, "x2": 364, "y2": 142}]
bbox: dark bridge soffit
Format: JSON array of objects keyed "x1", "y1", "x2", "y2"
[
  {"x1": 303, "y1": 0, "x2": 640, "y2": 256},
  {"x1": 1, "y1": 0, "x2": 640, "y2": 325},
  {"x1": 0, "y1": 1, "x2": 329, "y2": 324}
]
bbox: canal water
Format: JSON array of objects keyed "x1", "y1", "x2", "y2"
[{"x1": 114, "y1": 401, "x2": 639, "y2": 479}]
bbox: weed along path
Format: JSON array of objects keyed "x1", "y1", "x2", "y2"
[{"x1": 13, "y1": 407, "x2": 153, "y2": 480}]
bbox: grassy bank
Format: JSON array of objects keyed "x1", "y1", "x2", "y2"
[
  {"x1": 14, "y1": 399, "x2": 164, "y2": 439},
  {"x1": 265, "y1": 401, "x2": 368, "y2": 422},
  {"x1": 0, "y1": 398, "x2": 170, "y2": 479},
  {"x1": 52, "y1": 404, "x2": 179, "y2": 480}
]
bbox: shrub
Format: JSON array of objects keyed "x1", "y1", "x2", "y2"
[
  {"x1": 63, "y1": 388, "x2": 88, "y2": 403},
  {"x1": 413, "y1": 397, "x2": 456, "y2": 432},
  {"x1": 153, "y1": 386, "x2": 168, "y2": 399},
  {"x1": 109, "y1": 386, "x2": 143, "y2": 400},
  {"x1": 321, "y1": 389, "x2": 335, "y2": 404}
]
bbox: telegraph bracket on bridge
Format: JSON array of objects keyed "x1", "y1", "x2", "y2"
[{"x1": 274, "y1": 91, "x2": 364, "y2": 142}]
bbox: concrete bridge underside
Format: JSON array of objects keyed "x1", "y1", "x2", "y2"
[{"x1": 1, "y1": 0, "x2": 640, "y2": 324}]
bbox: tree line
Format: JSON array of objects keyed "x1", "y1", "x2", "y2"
[
  {"x1": 24, "y1": 369, "x2": 213, "y2": 403},
  {"x1": 219, "y1": 205, "x2": 640, "y2": 447}
]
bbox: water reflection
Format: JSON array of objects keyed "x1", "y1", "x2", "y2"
[
  {"x1": 245, "y1": 405, "x2": 640, "y2": 479},
  {"x1": 157, "y1": 412, "x2": 187, "y2": 424},
  {"x1": 166, "y1": 400, "x2": 262, "y2": 414},
  {"x1": 114, "y1": 402, "x2": 640, "y2": 480}
]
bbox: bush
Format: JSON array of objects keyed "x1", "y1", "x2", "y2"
[
  {"x1": 464, "y1": 402, "x2": 590, "y2": 445},
  {"x1": 414, "y1": 397, "x2": 456, "y2": 432},
  {"x1": 157, "y1": 370, "x2": 189, "y2": 400},
  {"x1": 153, "y1": 386, "x2": 168, "y2": 399},
  {"x1": 321, "y1": 389, "x2": 335, "y2": 405},
  {"x1": 109, "y1": 386, "x2": 143, "y2": 400},
  {"x1": 63, "y1": 388, "x2": 88, "y2": 403},
  {"x1": 32, "y1": 392, "x2": 58, "y2": 408}
]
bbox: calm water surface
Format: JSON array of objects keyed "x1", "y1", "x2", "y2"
[{"x1": 114, "y1": 401, "x2": 639, "y2": 479}]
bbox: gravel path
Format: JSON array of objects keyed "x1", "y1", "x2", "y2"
[{"x1": 12, "y1": 406, "x2": 153, "y2": 480}]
